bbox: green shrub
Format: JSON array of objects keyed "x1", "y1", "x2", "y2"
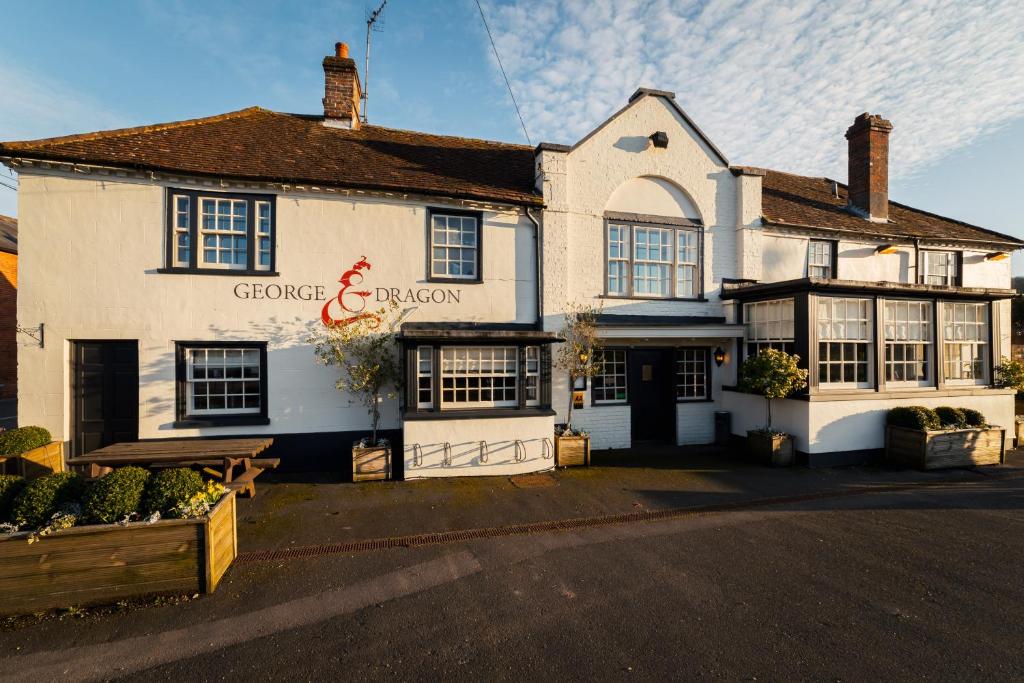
[
  {"x1": 143, "y1": 468, "x2": 205, "y2": 517},
  {"x1": 0, "y1": 426, "x2": 52, "y2": 456},
  {"x1": 11, "y1": 472, "x2": 85, "y2": 528},
  {"x1": 961, "y1": 408, "x2": 987, "y2": 427},
  {"x1": 0, "y1": 474, "x2": 27, "y2": 523},
  {"x1": 82, "y1": 466, "x2": 151, "y2": 524},
  {"x1": 935, "y1": 406, "x2": 967, "y2": 429},
  {"x1": 886, "y1": 406, "x2": 941, "y2": 431}
]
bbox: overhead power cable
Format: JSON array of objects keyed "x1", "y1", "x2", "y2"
[{"x1": 474, "y1": 0, "x2": 531, "y2": 145}]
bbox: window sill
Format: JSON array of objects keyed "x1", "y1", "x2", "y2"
[
  {"x1": 173, "y1": 416, "x2": 271, "y2": 428},
  {"x1": 426, "y1": 276, "x2": 483, "y2": 285},
  {"x1": 403, "y1": 407, "x2": 555, "y2": 421},
  {"x1": 599, "y1": 294, "x2": 708, "y2": 303},
  {"x1": 158, "y1": 267, "x2": 279, "y2": 277}
]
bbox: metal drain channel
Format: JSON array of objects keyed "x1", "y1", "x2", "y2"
[{"x1": 236, "y1": 470, "x2": 1023, "y2": 564}]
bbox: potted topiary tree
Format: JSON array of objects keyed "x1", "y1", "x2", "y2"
[
  {"x1": 309, "y1": 301, "x2": 403, "y2": 481},
  {"x1": 993, "y1": 357, "x2": 1024, "y2": 446},
  {"x1": 552, "y1": 302, "x2": 603, "y2": 467},
  {"x1": 738, "y1": 348, "x2": 808, "y2": 466}
]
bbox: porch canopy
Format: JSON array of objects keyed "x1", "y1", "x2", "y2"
[{"x1": 593, "y1": 314, "x2": 744, "y2": 339}]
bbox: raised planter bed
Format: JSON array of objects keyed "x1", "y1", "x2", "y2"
[
  {"x1": 885, "y1": 425, "x2": 1005, "y2": 470},
  {"x1": 555, "y1": 435, "x2": 590, "y2": 467},
  {"x1": 0, "y1": 491, "x2": 237, "y2": 616},
  {"x1": 12, "y1": 441, "x2": 65, "y2": 478},
  {"x1": 747, "y1": 430, "x2": 794, "y2": 467},
  {"x1": 1015, "y1": 419, "x2": 1024, "y2": 448},
  {"x1": 353, "y1": 445, "x2": 391, "y2": 481}
]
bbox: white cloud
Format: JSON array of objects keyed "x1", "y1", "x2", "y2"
[{"x1": 487, "y1": 0, "x2": 1024, "y2": 179}]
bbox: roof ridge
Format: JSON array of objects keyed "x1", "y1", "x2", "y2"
[{"x1": 3, "y1": 107, "x2": 267, "y2": 150}]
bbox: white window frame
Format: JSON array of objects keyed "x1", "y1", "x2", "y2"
[
  {"x1": 807, "y1": 240, "x2": 833, "y2": 278},
  {"x1": 439, "y1": 346, "x2": 517, "y2": 409},
  {"x1": 430, "y1": 213, "x2": 479, "y2": 280},
  {"x1": 921, "y1": 250, "x2": 958, "y2": 286},
  {"x1": 675, "y1": 348, "x2": 707, "y2": 401},
  {"x1": 942, "y1": 302, "x2": 989, "y2": 385},
  {"x1": 416, "y1": 346, "x2": 433, "y2": 409},
  {"x1": 172, "y1": 194, "x2": 191, "y2": 268},
  {"x1": 605, "y1": 223, "x2": 702, "y2": 299},
  {"x1": 743, "y1": 299, "x2": 795, "y2": 357},
  {"x1": 593, "y1": 349, "x2": 628, "y2": 404},
  {"x1": 199, "y1": 197, "x2": 249, "y2": 270},
  {"x1": 883, "y1": 299, "x2": 933, "y2": 387},
  {"x1": 817, "y1": 296, "x2": 873, "y2": 389},
  {"x1": 255, "y1": 200, "x2": 272, "y2": 272},
  {"x1": 524, "y1": 346, "x2": 541, "y2": 407},
  {"x1": 185, "y1": 347, "x2": 261, "y2": 416}
]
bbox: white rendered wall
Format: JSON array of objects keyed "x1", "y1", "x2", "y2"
[
  {"x1": 676, "y1": 402, "x2": 716, "y2": 445},
  {"x1": 721, "y1": 391, "x2": 809, "y2": 451},
  {"x1": 16, "y1": 172, "x2": 537, "y2": 442},
  {"x1": 571, "y1": 405, "x2": 630, "y2": 450},
  {"x1": 402, "y1": 414, "x2": 554, "y2": 478}
]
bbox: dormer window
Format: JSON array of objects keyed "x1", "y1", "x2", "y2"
[{"x1": 920, "y1": 250, "x2": 959, "y2": 286}]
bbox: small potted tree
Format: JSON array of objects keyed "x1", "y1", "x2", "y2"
[
  {"x1": 552, "y1": 302, "x2": 603, "y2": 467},
  {"x1": 309, "y1": 301, "x2": 403, "y2": 481},
  {"x1": 738, "y1": 348, "x2": 808, "y2": 466},
  {"x1": 994, "y1": 357, "x2": 1024, "y2": 446}
]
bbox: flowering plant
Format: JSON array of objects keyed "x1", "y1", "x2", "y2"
[
  {"x1": 27, "y1": 503, "x2": 81, "y2": 544},
  {"x1": 172, "y1": 480, "x2": 228, "y2": 520}
]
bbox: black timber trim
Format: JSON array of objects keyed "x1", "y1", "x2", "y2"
[
  {"x1": 403, "y1": 407, "x2": 556, "y2": 421},
  {"x1": 425, "y1": 206, "x2": 484, "y2": 284},
  {"x1": 721, "y1": 277, "x2": 1015, "y2": 302},
  {"x1": 174, "y1": 340, "x2": 269, "y2": 426},
  {"x1": 594, "y1": 314, "x2": 726, "y2": 327}
]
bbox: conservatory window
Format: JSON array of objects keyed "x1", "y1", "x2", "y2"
[
  {"x1": 884, "y1": 300, "x2": 932, "y2": 385},
  {"x1": 942, "y1": 302, "x2": 988, "y2": 384},
  {"x1": 743, "y1": 299, "x2": 795, "y2": 357},
  {"x1": 817, "y1": 297, "x2": 872, "y2": 388}
]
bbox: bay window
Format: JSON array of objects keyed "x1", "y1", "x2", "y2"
[
  {"x1": 592, "y1": 349, "x2": 628, "y2": 404},
  {"x1": 409, "y1": 344, "x2": 547, "y2": 413},
  {"x1": 884, "y1": 300, "x2": 932, "y2": 385},
  {"x1": 743, "y1": 299, "x2": 795, "y2": 357},
  {"x1": 605, "y1": 222, "x2": 702, "y2": 299},
  {"x1": 164, "y1": 189, "x2": 275, "y2": 274},
  {"x1": 817, "y1": 297, "x2": 871, "y2": 388},
  {"x1": 942, "y1": 302, "x2": 988, "y2": 383}
]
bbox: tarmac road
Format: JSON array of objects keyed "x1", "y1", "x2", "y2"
[{"x1": 2, "y1": 476, "x2": 1024, "y2": 681}]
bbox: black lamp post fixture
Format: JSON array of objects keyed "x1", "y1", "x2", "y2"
[{"x1": 713, "y1": 346, "x2": 726, "y2": 366}]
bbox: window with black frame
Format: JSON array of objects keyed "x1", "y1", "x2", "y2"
[
  {"x1": 165, "y1": 189, "x2": 275, "y2": 274},
  {"x1": 605, "y1": 222, "x2": 702, "y2": 299}
]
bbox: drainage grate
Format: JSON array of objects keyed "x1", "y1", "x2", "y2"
[{"x1": 235, "y1": 470, "x2": 1024, "y2": 564}]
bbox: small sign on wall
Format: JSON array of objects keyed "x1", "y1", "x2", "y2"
[{"x1": 572, "y1": 391, "x2": 585, "y2": 409}]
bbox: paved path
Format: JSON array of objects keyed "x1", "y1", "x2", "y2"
[{"x1": 2, "y1": 475, "x2": 1023, "y2": 681}]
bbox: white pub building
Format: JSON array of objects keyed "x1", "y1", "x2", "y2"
[{"x1": 2, "y1": 43, "x2": 1020, "y2": 475}]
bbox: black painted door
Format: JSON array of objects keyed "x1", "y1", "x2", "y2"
[
  {"x1": 73, "y1": 341, "x2": 139, "y2": 456},
  {"x1": 629, "y1": 349, "x2": 675, "y2": 443}
]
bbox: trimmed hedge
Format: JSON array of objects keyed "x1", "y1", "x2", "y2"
[
  {"x1": 0, "y1": 474, "x2": 26, "y2": 523},
  {"x1": 0, "y1": 426, "x2": 52, "y2": 456},
  {"x1": 143, "y1": 468, "x2": 205, "y2": 517},
  {"x1": 11, "y1": 472, "x2": 85, "y2": 528},
  {"x1": 82, "y1": 466, "x2": 151, "y2": 524},
  {"x1": 961, "y1": 408, "x2": 987, "y2": 427},
  {"x1": 935, "y1": 406, "x2": 967, "y2": 429},
  {"x1": 886, "y1": 406, "x2": 941, "y2": 431}
]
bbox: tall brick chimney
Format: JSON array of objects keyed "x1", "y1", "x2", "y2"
[
  {"x1": 322, "y1": 42, "x2": 361, "y2": 129},
  {"x1": 845, "y1": 112, "x2": 892, "y2": 222}
]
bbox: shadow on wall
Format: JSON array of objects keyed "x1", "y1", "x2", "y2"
[
  {"x1": 0, "y1": 253, "x2": 15, "y2": 400},
  {"x1": 813, "y1": 407, "x2": 890, "y2": 453}
]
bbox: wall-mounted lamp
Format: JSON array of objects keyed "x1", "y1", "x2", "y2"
[
  {"x1": 650, "y1": 131, "x2": 669, "y2": 148},
  {"x1": 713, "y1": 346, "x2": 726, "y2": 366},
  {"x1": 875, "y1": 244, "x2": 899, "y2": 254},
  {"x1": 985, "y1": 251, "x2": 1009, "y2": 261}
]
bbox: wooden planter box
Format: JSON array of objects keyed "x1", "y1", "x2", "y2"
[
  {"x1": 555, "y1": 435, "x2": 590, "y2": 467},
  {"x1": 1015, "y1": 420, "x2": 1024, "y2": 448},
  {"x1": 353, "y1": 445, "x2": 391, "y2": 481},
  {"x1": 0, "y1": 491, "x2": 237, "y2": 616},
  {"x1": 1, "y1": 441, "x2": 65, "y2": 479},
  {"x1": 885, "y1": 425, "x2": 1005, "y2": 470},
  {"x1": 747, "y1": 430, "x2": 794, "y2": 467}
]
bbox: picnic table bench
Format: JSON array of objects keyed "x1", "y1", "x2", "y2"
[{"x1": 67, "y1": 438, "x2": 277, "y2": 497}]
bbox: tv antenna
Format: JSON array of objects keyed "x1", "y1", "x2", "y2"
[{"x1": 362, "y1": 0, "x2": 387, "y2": 124}]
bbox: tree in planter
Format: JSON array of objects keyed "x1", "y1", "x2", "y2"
[
  {"x1": 737, "y1": 348, "x2": 808, "y2": 433},
  {"x1": 554, "y1": 302, "x2": 604, "y2": 435},
  {"x1": 308, "y1": 301, "x2": 404, "y2": 447},
  {"x1": 994, "y1": 357, "x2": 1024, "y2": 393}
]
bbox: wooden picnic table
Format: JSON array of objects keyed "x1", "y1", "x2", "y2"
[{"x1": 67, "y1": 438, "x2": 277, "y2": 497}]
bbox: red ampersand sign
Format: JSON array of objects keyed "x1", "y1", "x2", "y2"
[{"x1": 321, "y1": 256, "x2": 382, "y2": 328}]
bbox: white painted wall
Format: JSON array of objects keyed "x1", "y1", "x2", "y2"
[
  {"x1": 402, "y1": 414, "x2": 554, "y2": 478},
  {"x1": 16, "y1": 171, "x2": 537, "y2": 442},
  {"x1": 572, "y1": 405, "x2": 630, "y2": 450},
  {"x1": 676, "y1": 402, "x2": 716, "y2": 445}
]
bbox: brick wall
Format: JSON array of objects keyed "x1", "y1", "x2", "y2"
[
  {"x1": 572, "y1": 404, "x2": 630, "y2": 450},
  {"x1": 0, "y1": 251, "x2": 16, "y2": 399}
]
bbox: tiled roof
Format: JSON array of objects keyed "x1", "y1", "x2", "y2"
[
  {"x1": 0, "y1": 215, "x2": 16, "y2": 254},
  {"x1": 0, "y1": 108, "x2": 541, "y2": 206},
  {"x1": 761, "y1": 169, "x2": 1022, "y2": 247}
]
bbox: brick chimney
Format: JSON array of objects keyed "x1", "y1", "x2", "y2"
[
  {"x1": 322, "y1": 42, "x2": 361, "y2": 129},
  {"x1": 845, "y1": 112, "x2": 892, "y2": 222}
]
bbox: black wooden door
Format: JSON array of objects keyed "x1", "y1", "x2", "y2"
[
  {"x1": 73, "y1": 341, "x2": 139, "y2": 456},
  {"x1": 629, "y1": 349, "x2": 675, "y2": 443}
]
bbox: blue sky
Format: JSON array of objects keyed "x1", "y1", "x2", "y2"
[{"x1": 2, "y1": 0, "x2": 1022, "y2": 271}]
